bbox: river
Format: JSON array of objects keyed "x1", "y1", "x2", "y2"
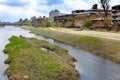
[
  {"x1": 0, "y1": 26, "x2": 120, "y2": 80},
  {"x1": 0, "y1": 26, "x2": 35, "y2": 80}
]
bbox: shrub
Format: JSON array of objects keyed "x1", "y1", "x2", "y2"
[
  {"x1": 116, "y1": 22, "x2": 120, "y2": 27},
  {"x1": 104, "y1": 17, "x2": 111, "y2": 27},
  {"x1": 115, "y1": 22, "x2": 120, "y2": 31},
  {"x1": 83, "y1": 19, "x2": 93, "y2": 29},
  {"x1": 42, "y1": 22, "x2": 49, "y2": 27}
]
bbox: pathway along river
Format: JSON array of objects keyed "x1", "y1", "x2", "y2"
[{"x1": 0, "y1": 26, "x2": 120, "y2": 80}]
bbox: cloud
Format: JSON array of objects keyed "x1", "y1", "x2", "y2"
[
  {"x1": 0, "y1": 0, "x2": 29, "y2": 7},
  {"x1": 0, "y1": 0, "x2": 40, "y2": 22},
  {"x1": 0, "y1": 0, "x2": 119, "y2": 22},
  {"x1": 63, "y1": 0, "x2": 92, "y2": 10},
  {"x1": 110, "y1": 0, "x2": 120, "y2": 7}
]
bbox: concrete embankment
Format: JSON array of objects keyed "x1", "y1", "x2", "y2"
[{"x1": 23, "y1": 27, "x2": 120, "y2": 63}]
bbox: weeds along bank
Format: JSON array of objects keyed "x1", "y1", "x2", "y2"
[
  {"x1": 4, "y1": 36, "x2": 79, "y2": 80},
  {"x1": 22, "y1": 27, "x2": 120, "y2": 63}
]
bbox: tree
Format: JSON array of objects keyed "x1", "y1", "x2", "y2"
[
  {"x1": 54, "y1": 16, "x2": 58, "y2": 23},
  {"x1": 68, "y1": 18, "x2": 75, "y2": 26},
  {"x1": 83, "y1": 19, "x2": 93, "y2": 29},
  {"x1": 113, "y1": 22, "x2": 120, "y2": 31},
  {"x1": 92, "y1": 4, "x2": 98, "y2": 9},
  {"x1": 104, "y1": 17, "x2": 111, "y2": 27},
  {"x1": 100, "y1": 0, "x2": 110, "y2": 17},
  {"x1": 64, "y1": 18, "x2": 75, "y2": 27},
  {"x1": 42, "y1": 22, "x2": 49, "y2": 27}
]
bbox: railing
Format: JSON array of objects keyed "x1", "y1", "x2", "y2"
[
  {"x1": 112, "y1": 13, "x2": 120, "y2": 15},
  {"x1": 112, "y1": 18, "x2": 120, "y2": 20}
]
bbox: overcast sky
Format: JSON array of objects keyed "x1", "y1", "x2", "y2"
[{"x1": 0, "y1": 0, "x2": 119, "y2": 22}]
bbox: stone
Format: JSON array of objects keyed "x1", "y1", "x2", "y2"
[{"x1": 23, "y1": 75, "x2": 29, "y2": 80}]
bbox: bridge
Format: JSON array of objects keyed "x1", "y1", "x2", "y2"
[{"x1": 0, "y1": 22, "x2": 18, "y2": 26}]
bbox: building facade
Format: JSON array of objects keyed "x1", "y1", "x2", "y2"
[
  {"x1": 112, "y1": 5, "x2": 120, "y2": 23},
  {"x1": 54, "y1": 14, "x2": 76, "y2": 23},
  {"x1": 49, "y1": 10, "x2": 64, "y2": 21},
  {"x1": 72, "y1": 9, "x2": 111, "y2": 18}
]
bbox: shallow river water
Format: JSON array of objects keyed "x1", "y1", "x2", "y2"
[{"x1": 0, "y1": 26, "x2": 35, "y2": 80}]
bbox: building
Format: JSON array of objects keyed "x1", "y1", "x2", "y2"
[
  {"x1": 72, "y1": 9, "x2": 111, "y2": 19},
  {"x1": 51, "y1": 4, "x2": 112, "y2": 28},
  {"x1": 71, "y1": 4, "x2": 112, "y2": 28},
  {"x1": 54, "y1": 14, "x2": 76, "y2": 23},
  {"x1": 112, "y1": 5, "x2": 120, "y2": 23},
  {"x1": 30, "y1": 16, "x2": 49, "y2": 27},
  {"x1": 53, "y1": 14, "x2": 76, "y2": 27},
  {"x1": 72, "y1": 4, "x2": 101, "y2": 16},
  {"x1": 72, "y1": 4, "x2": 111, "y2": 20},
  {"x1": 49, "y1": 10, "x2": 64, "y2": 21}
]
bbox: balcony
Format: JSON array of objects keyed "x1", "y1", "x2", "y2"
[
  {"x1": 112, "y1": 18, "x2": 120, "y2": 20},
  {"x1": 112, "y1": 11, "x2": 120, "y2": 16}
]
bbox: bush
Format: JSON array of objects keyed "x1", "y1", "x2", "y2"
[
  {"x1": 83, "y1": 19, "x2": 93, "y2": 29},
  {"x1": 42, "y1": 22, "x2": 49, "y2": 27},
  {"x1": 104, "y1": 17, "x2": 111, "y2": 27},
  {"x1": 115, "y1": 22, "x2": 120, "y2": 31},
  {"x1": 117, "y1": 22, "x2": 120, "y2": 27}
]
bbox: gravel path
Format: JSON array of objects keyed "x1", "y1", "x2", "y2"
[{"x1": 51, "y1": 28, "x2": 120, "y2": 40}]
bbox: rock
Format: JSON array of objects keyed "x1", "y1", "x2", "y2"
[
  {"x1": 23, "y1": 75, "x2": 29, "y2": 80},
  {"x1": 45, "y1": 77, "x2": 48, "y2": 80}
]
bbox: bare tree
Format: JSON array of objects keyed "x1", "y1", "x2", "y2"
[{"x1": 100, "y1": 0, "x2": 110, "y2": 17}]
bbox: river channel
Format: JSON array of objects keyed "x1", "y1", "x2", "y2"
[
  {"x1": 0, "y1": 26, "x2": 120, "y2": 80},
  {"x1": 0, "y1": 26, "x2": 35, "y2": 80}
]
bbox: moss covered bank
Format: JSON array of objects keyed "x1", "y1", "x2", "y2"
[
  {"x1": 4, "y1": 36, "x2": 79, "y2": 80},
  {"x1": 22, "y1": 27, "x2": 120, "y2": 63}
]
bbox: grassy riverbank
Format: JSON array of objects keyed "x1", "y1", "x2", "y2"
[
  {"x1": 22, "y1": 26, "x2": 120, "y2": 63},
  {"x1": 4, "y1": 36, "x2": 79, "y2": 80}
]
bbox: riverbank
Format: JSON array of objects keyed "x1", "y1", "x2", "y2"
[
  {"x1": 4, "y1": 36, "x2": 79, "y2": 80},
  {"x1": 22, "y1": 26, "x2": 120, "y2": 63}
]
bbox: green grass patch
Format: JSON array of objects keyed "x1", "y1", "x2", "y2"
[{"x1": 4, "y1": 36, "x2": 79, "y2": 80}]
